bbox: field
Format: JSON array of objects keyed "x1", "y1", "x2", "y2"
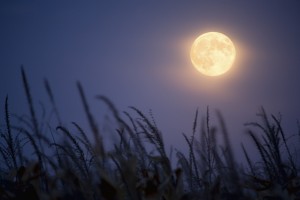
[{"x1": 1, "y1": 68, "x2": 300, "y2": 200}]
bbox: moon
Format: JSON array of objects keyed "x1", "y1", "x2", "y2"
[{"x1": 190, "y1": 32, "x2": 236, "y2": 76}]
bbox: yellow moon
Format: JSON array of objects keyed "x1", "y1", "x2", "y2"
[{"x1": 190, "y1": 32, "x2": 236, "y2": 76}]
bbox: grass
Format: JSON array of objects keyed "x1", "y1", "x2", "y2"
[{"x1": 0, "y1": 67, "x2": 300, "y2": 199}]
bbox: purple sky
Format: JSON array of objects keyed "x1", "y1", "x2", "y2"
[{"x1": 1, "y1": 1, "x2": 300, "y2": 162}]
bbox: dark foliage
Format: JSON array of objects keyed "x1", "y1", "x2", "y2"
[{"x1": 1, "y1": 68, "x2": 300, "y2": 199}]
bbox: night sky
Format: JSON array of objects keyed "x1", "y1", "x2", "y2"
[{"x1": 1, "y1": 1, "x2": 300, "y2": 161}]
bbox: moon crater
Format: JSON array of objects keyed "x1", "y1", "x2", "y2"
[{"x1": 190, "y1": 32, "x2": 236, "y2": 76}]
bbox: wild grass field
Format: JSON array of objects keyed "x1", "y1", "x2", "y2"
[{"x1": 1, "y1": 68, "x2": 300, "y2": 200}]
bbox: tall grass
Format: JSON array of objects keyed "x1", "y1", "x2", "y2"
[{"x1": 0, "y1": 67, "x2": 300, "y2": 199}]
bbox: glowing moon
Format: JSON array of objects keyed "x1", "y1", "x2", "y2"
[{"x1": 190, "y1": 32, "x2": 236, "y2": 76}]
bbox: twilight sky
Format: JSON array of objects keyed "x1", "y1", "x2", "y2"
[{"x1": 1, "y1": 1, "x2": 300, "y2": 161}]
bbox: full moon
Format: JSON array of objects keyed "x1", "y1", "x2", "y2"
[{"x1": 190, "y1": 32, "x2": 236, "y2": 76}]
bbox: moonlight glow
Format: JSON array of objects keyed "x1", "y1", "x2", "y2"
[{"x1": 190, "y1": 32, "x2": 236, "y2": 76}]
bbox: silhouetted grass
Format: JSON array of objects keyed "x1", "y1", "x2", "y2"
[{"x1": 1, "y1": 67, "x2": 300, "y2": 199}]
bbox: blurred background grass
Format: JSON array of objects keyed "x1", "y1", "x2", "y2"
[{"x1": 1, "y1": 68, "x2": 300, "y2": 200}]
